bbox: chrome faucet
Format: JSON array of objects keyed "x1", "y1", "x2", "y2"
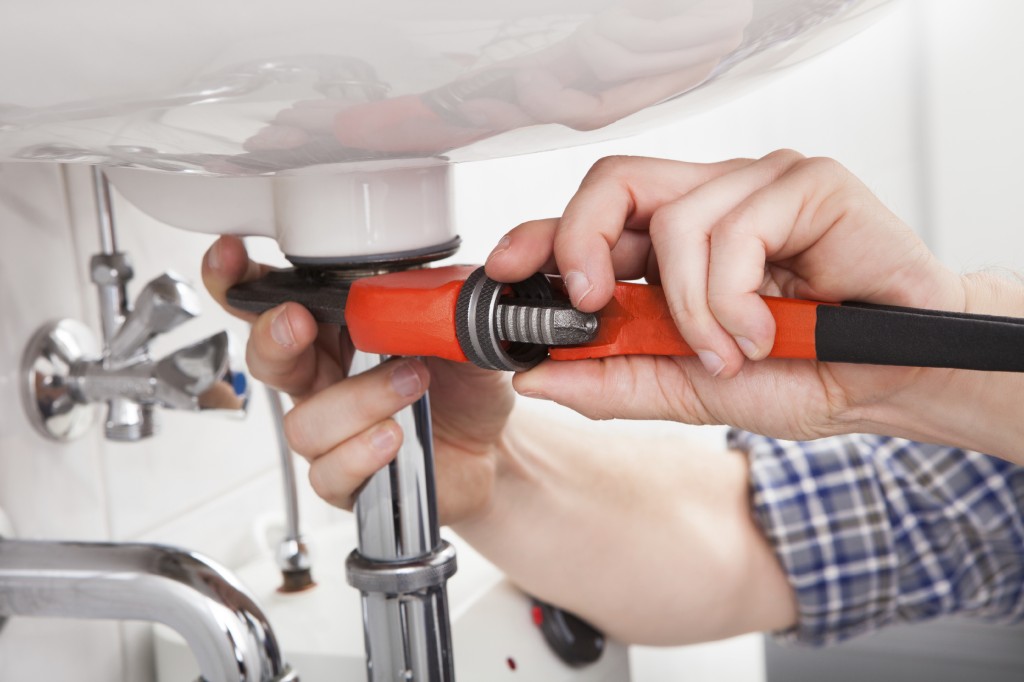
[
  {"x1": 21, "y1": 167, "x2": 248, "y2": 442},
  {"x1": 0, "y1": 538, "x2": 297, "y2": 682}
]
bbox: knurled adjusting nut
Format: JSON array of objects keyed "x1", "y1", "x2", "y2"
[{"x1": 345, "y1": 540, "x2": 457, "y2": 594}]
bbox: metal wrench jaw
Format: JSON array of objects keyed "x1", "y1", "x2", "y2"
[{"x1": 226, "y1": 265, "x2": 601, "y2": 372}]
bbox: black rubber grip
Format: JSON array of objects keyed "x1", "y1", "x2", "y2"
[{"x1": 816, "y1": 302, "x2": 1024, "y2": 372}]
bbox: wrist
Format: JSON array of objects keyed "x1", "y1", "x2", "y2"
[
  {"x1": 862, "y1": 271, "x2": 1024, "y2": 462},
  {"x1": 448, "y1": 409, "x2": 543, "y2": 538}
]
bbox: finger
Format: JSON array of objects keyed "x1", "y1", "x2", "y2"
[
  {"x1": 486, "y1": 218, "x2": 654, "y2": 283},
  {"x1": 201, "y1": 235, "x2": 275, "y2": 323},
  {"x1": 552, "y1": 155, "x2": 752, "y2": 312},
  {"x1": 307, "y1": 419, "x2": 403, "y2": 510},
  {"x1": 512, "y1": 356, "x2": 714, "y2": 424},
  {"x1": 485, "y1": 219, "x2": 558, "y2": 282},
  {"x1": 246, "y1": 302, "x2": 325, "y2": 397},
  {"x1": 706, "y1": 156, "x2": 857, "y2": 357},
  {"x1": 648, "y1": 149, "x2": 805, "y2": 377},
  {"x1": 283, "y1": 359, "x2": 429, "y2": 458}
]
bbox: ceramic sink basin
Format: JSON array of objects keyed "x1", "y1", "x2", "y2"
[
  {"x1": 1, "y1": 1, "x2": 893, "y2": 259},
  {"x1": 1, "y1": 1, "x2": 891, "y2": 174}
]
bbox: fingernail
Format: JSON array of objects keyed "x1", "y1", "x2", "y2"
[
  {"x1": 391, "y1": 362, "x2": 423, "y2": 398},
  {"x1": 696, "y1": 350, "x2": 725, "y2": 377},
  {"x1": 520, "y1": 390, "x2": 550, "y2": 401},
  {"x1": 206, "y1": 239, "x2": 223, "y2": 271},
  {"x1": 564, "y1": 270, "x2": 593, "y2": 308},
  {"x1": 370, "y1": 423, "x2": 397, "y2": 452},
  {"x1": 270, "y1": 307, "x2": 296, "y2": 347},
  {"x1": 735, "y1": 336, "x2": 760, "y2": 360},
  {"x1": 486, "y1": 235, "x2": 511, "y2": 262}
]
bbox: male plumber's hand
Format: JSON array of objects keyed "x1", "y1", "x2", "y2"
[
  {"x1": 485, "y1": 151, "x2": 968, "y2": 441},
  {"x1": 202, "y1": 236, "x2": 514, "y2": 523}
]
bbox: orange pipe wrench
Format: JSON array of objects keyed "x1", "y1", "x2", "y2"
[{"x1": 228, "y1": 264, "x2": 1024, "y2": 373}]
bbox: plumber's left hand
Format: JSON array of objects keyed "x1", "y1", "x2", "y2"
[{"x1": 202, "y1": 236, "x2": 513, "y2": 524}]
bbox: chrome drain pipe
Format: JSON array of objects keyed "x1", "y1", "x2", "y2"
[{"x1": 345, "y1": 351, "x2": 456, "y2": 682}]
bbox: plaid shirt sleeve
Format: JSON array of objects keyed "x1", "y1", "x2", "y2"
[{"x1": 727, "y1": 430, "x2": 1024, "y2": 646}]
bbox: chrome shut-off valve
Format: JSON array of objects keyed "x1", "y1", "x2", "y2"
[
  {"x1": 22, "y1": 266, "x2": 249, "y2": 442},
  {"x1": 21, "y1": 167, "x2": 249, "y2": 442}
]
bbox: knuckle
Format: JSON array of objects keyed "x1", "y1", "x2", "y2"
[
  {"x1": 282, "y1": 408, "x2": 315, "y2": 457},
  {"x1": 666, "y1": 286, "x2": 710, "y2": 330},
  {"x1": 714, "y1": 202, "x2": 757, "y2": 239},
  {"x1": 764, "y1": 148, "x2": 805, "y2": 165},
  {"x1": 647, "y1": 202, "x2": 689, "y2": 240},
  {"x1": 796, "y1": 156, "x2": 847, "y2": 181},
  {"x1": 243, "y1": 341, "x2": 266, "y2": 382},
  {"x1": 647, "y1": 205, "x2": 673, "y2": 238},
  {"x1": 706, "y1": 289, "x2": 743, "y2": 318},
  {"x1": 761, "y1": 148, "x2": 805, "y2": 176},
  {"x1": 367, "y1": 419, "x2": 403, "y2": 454},
  {"x1": 586, "y1": 155, "x2": 637, "y2": 182},
  {"x1": 307, "y1": 464, "x2": 344, "y2": 509}
]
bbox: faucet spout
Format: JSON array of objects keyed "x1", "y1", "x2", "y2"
[{"x1": 0, "y1": 539, "x2": 296, "y2": 682}]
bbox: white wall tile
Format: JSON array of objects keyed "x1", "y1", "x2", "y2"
[
  {"x1": 920, "y1": 0, "x2": 1024, "y2": 271},
  {"x1": 0, "y1": 162, "x2": 121, "y2": 680}
]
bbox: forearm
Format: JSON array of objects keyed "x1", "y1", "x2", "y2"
[
  {"x1": 860, "y1": 272, "x2": 1024, "y2": 463},
  {"x1": 451, "y1": 409, "x2": 796, "y2": 645}
]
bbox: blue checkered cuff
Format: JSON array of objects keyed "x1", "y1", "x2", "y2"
[{"x1": 729, "y1": 430, "x2": 1024, "y2": 646}]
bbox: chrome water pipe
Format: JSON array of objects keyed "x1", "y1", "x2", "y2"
[
  {"x1": 0, "y1": 538, "x2": 296, "y2": 682},
  {"x1": 90, "y1": 166, "x2": 151, "y2": 439},
  {"x1": 345, "y1": 351, "x2": 456, "y2": 682},
  {"x1": 266, "y1": 385, "x2": 314, "y2": 592}
]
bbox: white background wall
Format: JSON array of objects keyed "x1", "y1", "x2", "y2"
[{"x1": 2, "y1": 1, "x2": 1022, "y2": 680}]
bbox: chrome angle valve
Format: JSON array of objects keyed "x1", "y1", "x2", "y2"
[{"x1": 22, "y1": 264, "x2": 248, "y2": 442}]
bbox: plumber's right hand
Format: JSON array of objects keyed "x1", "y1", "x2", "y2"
[{"x1": 202, "y1": 236, "x2": 514, "y2": 524}]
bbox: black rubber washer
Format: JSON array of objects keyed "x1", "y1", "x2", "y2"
[{"x1": 286, "y1": 236, "x2": 462, "y2": 269}]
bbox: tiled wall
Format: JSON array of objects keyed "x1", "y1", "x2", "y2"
[
  {"x1": 0, "y1": 163, "x2": 348, "y2": 681},
  {"x1": 8, "y1": 1, "x2": 1016, "y2": 680}
]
